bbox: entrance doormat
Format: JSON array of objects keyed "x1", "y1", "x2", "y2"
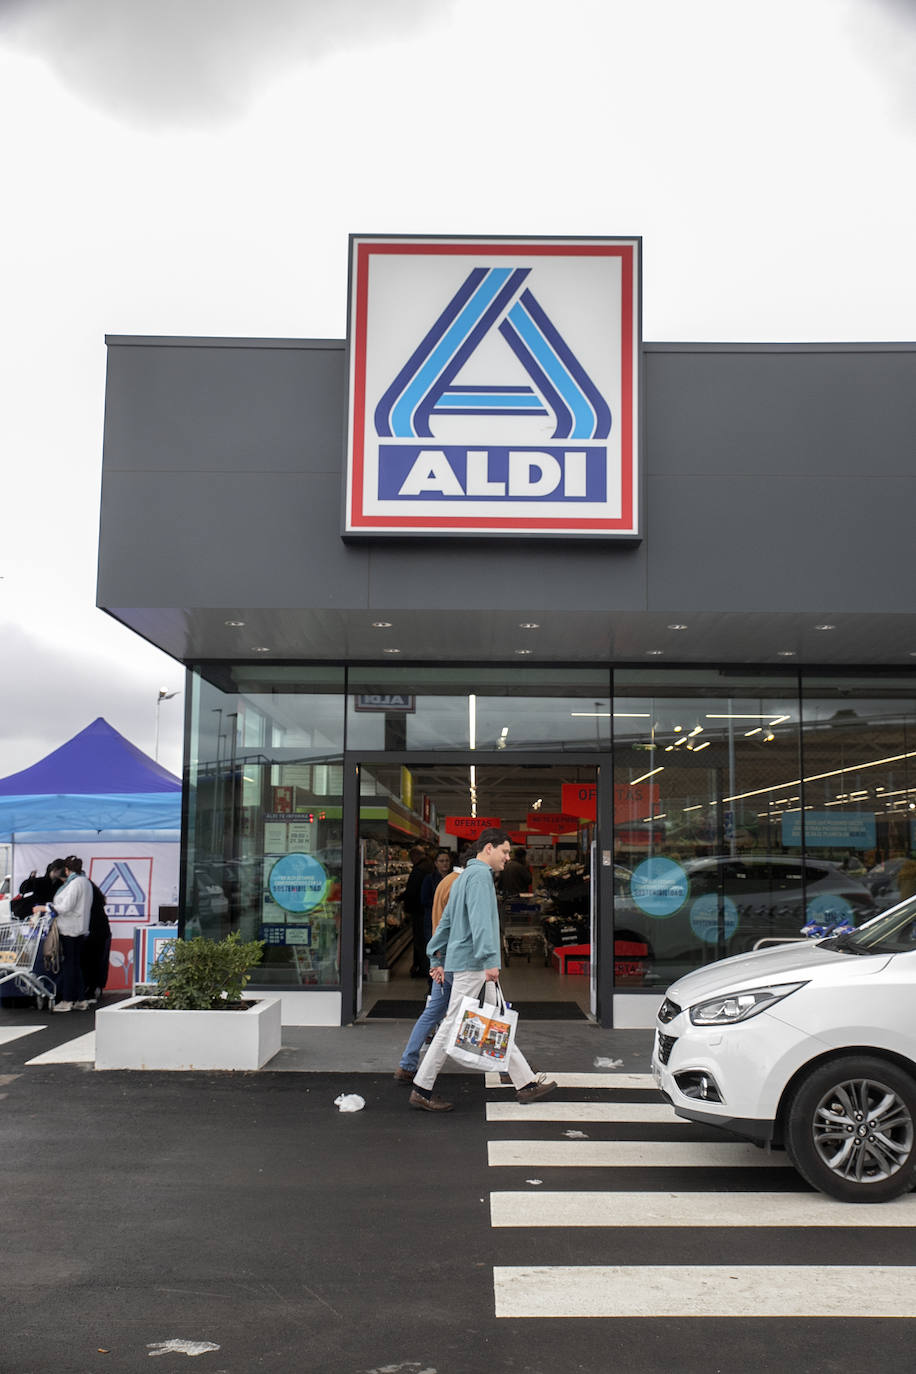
[{"x1": 366, "y1": 1000, "x2": 588, "y2": 1021}]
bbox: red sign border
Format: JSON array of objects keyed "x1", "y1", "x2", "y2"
[{"x1": 346, "y1": 237, "x2": 639, "y2": 536}]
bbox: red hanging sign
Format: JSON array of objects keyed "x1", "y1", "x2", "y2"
[
  {"x1": 526, "y1": 811, "x2": 579, "y2": 835},
  {"x1": 561, "y1": 782, "x2": 661, "y2": 823},
  {"x1": 445, "y1": 816, "x2": 502, "y2": 839}
]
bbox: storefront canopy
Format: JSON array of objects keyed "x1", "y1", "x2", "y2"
[{"x1": 0, "y1": 717, "x2": 181, "y2": 838}]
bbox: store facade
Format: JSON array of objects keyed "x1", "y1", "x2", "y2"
[{"x1": 96, "y1": 235, "x2": 916, "y2": 1027}]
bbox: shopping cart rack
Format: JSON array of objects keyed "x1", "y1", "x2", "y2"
[{"x1": 0, "y1": 916, "x2": 57, "y2": 1009}]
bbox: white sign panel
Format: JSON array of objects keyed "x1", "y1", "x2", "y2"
[{"x1": 345, "y1": 235, "x2": 640, "y2": 538}]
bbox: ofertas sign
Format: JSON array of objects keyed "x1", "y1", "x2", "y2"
[
  {"x1": 344, "y1": 235, "x2": 640, "y2": 538},
  {"x1": 560, "y1": 782, "x2": 660, "y2": 823},
  {"x1": 445, "y1": 816, "x2": 501, "y2": 839}
]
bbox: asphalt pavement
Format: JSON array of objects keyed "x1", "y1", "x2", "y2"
[{"x1": 2, "y1": 1006, "x2": 914, "y2": 1374}]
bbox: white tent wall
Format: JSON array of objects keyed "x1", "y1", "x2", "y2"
[{"x1": 15, "y1": 841, "x2": 180, "y2": 993}]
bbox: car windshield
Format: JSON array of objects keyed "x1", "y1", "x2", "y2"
[{"x1": 833, "y1": 893, "x2": 916, "y2": 955}]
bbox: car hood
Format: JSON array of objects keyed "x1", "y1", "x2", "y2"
[{"x1": 664, "y1": 939, "x2": 891, "y2": 1008}]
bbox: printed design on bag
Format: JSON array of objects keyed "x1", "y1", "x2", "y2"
[{"x1": 456, "y1": 1007, "x2": 512, "y2": 1062}]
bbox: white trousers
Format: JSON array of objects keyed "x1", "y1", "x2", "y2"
[{"x1": 412, "y1": 970, "x2": 535, "y2": 1092}]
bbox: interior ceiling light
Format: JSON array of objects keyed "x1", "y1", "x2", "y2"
[
  {"x1": 646, "y1": 649, "x2": 664, "y2": 656},
  {"x1": 383, "y1": 647, "x2": 401, "y2": 654},
  {"x1": 667, "y1": 623, "x2": 688, "y2": 631},
  {"x1": 515, "y1": 648, "x2": 532, "y2": 655},
  {"x1": 519, "y1": 622, "x2": 540, "y2": 630},
  {"x1": 814, "y1": 624, "x2": 836, "y2": 631},
  {"x1": 224, "y1": 619, "x2": 245, "y2": 627},
  {"x1": 251, "y1": 646, "x2": 270, "y2": 653},
  {"x1": 372, "y1": 620, "x2": 393, "y2": 629},
  {"x1": 777, "y1": 650, "x2": 797, "y2": 657}
]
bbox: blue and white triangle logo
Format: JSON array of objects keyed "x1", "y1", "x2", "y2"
[{"x1": 345, "y1": 237, "x2": 640, "y2": 537}]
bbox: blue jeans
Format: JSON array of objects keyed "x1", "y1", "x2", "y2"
[{"x1": 399, "y1": 974, "x2": 453, "y2": 1072}]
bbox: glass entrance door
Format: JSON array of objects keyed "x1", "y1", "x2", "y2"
[{"x1": 348, "y1": 756, "x2": 604, "y2": 1018}]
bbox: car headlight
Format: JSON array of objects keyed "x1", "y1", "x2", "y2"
[{"x1": 689, "y1": 982, "x2": 807, "y2": 1026}]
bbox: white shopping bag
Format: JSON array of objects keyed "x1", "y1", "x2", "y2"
[{"x1": 448, "y1": 982, "x2": 518, "y2": 1071}]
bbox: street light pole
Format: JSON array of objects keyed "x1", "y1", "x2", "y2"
[{"x1": 155, "y1": 688, "x2": 179, "y2": 763}]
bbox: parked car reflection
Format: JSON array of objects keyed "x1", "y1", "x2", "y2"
[{"x1": 614, "y1": 854, "x2": 876, "y2": 965}]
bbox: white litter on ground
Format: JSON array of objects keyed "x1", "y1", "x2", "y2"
[
  {"x1": 563, "y1": 1129, "x2": 589, "y2": 1139},
  {"x1": 593, "y1": 1057, "x2": 624, "y2": 1068},
  {"x1": 334, "y1": 1093, "x2": 366, "y2": 1112},
  {"x1": 147, "y1": 1339, "x2": 220, "y2": 1357}
]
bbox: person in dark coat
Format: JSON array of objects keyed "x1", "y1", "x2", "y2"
[
  {"x1": 81, "y1": 879, "x2": 112, "y2": 1006},
  {"x1": 402, "y1": 846, "x2": 434, "y2": 978},
  {"x1": 11, "y1": 860, "x2": 66, "y2": 920}
]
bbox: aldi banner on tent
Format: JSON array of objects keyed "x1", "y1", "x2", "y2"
[{"x1": 13, "y1": 843, "x2": 180, "y2": 991}]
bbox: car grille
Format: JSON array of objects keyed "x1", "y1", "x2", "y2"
[
  {"x1": 656, "y1": 1031, "x2": 677, "y2": 1066},
  {"x1": 657, "y1": 997, "x2": 681, "y2": 1025}
]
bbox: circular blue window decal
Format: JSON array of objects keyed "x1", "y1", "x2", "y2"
[
  {"x1": 268, "y1": 853, "x2": 329, "y2": 914},
  {"x1": 630, "y1": 857, "x2": 689, "y2": 917},
  {"x1": 689, "y1": 893, "x2": 739, "y2": 944},
  {"x1": 805, "y1": 893, "x2": 855, "y2": 926}
]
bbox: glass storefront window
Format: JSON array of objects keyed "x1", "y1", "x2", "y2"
[
  {"x1": 612, "y1": 670, "x2": 803, "y2": 987},
  {"x1": 185, "y1": 665, "x2": 346, "y2": 988},
  {"x1": 347, "y1": 667, "x2": 611, "y2": 752},
  {"x1": 800, "y1": 675, "x2": 916, "y2": 915}
]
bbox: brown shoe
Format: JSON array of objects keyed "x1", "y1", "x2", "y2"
[
  {"x1": 409, "y1": 1090, "x2": 454, "y2": 1112},
  {"x1": 516, "y1": 1076, "x2": 558, "y2": 1104},
  {"x1": 393, "y1": 1068, "x2": 414, "y2": 1084}
]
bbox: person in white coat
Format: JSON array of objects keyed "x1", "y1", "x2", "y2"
[{"x1": 37, "y1": 855, "x2": 93, "y2": 1012}]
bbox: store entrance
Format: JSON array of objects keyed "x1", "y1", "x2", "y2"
[{"x1": 351, "y1": 757, "x2": 603, "y2": 1021}]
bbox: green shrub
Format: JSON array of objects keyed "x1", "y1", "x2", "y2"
[{"x1": 147, "y1": 932, "x2": 265, "y2": 1010}]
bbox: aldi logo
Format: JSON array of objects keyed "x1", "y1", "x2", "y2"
[{"x1": 344, "y1": 235, "x2": 640, "y2": 538}]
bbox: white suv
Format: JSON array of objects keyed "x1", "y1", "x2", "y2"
[{"x1": 651, "y1": 895, "x2": 916, "y2": 1202}]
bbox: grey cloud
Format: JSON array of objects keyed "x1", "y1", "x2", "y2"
[{"x1": 0, "y1": 0, "x2": 451, "y2": 127}]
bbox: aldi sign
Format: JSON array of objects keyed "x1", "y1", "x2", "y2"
[{"x1": 344, "y1": 235, "x2": 640, "y2": 538}]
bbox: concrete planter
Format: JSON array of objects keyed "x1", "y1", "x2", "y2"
[{"x1": 95, "y1": 995, "x2": 282, "y2": 1071}]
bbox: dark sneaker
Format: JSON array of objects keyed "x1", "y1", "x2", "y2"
[
  {"x1": 393, "y1": 1068, "x2": 414, "y2": 1084},
  {"x1": 516, "y1": 1075, "x2": 558, "y2": 1104},
  {"x1": 409, "y1": 1090, "x2": 454, "y2": 1112}
]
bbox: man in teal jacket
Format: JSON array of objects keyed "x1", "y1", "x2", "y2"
[{"x1": 409, "y1": 828, "x2": 557, "y2": 1113}]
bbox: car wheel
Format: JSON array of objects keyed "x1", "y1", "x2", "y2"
[{"x1": 785, "y1": 1056, "x2": 916, "y2": 1202}]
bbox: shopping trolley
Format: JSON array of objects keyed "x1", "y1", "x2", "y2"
[{"x1": 0, "y1": 914, "x2": 57, "y2": 1009}]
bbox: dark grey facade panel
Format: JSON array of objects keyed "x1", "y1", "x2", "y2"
[
  {"x1": 97, "y1": 336, "x2": 916, "y2": 662},
  {"x1": 644, "y1": 348, "x2": 916, "y2": 479}
]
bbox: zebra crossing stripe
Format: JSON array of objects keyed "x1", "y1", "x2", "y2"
[
  {"x1": 485, "y1": 1072, "x2": 657, "y2": 1089},
  {"x1": 490, "y1": 1190, "x2": 916, "y2": 1228},
  {"x1": 486, "y1": 1102, "x2": 678, "y2": 1124},
  {"x1": 493, "y1": 1265, "x2": 916, "y2": 1317},
  {"x1": 488, "y1": 1140, "x2": 786, "y2": 1168}
]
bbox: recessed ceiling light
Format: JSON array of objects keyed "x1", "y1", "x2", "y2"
[
  {"x1": 814, "y1": 624, "x2": 836, "y2": 631},
  {"x1": 667, "y1": 623, "x2": 688, "y2": 631},
  {"x1": 515, "y1": 648, "x2": 533, "y2": 655},
  {"x1": 646, "y1": 649, "x2": 664, "y2": 656},
  {"x1": 372, "y1": 621, "x2": 393, "y2": 629},
  {"x1": 251, "y1": 646, "x2": 270, "y2": 653},
  {"x1": 383, "y1": 647, "x2": 401, "y2": 654},
  {"x1": 224, "y1": 619, "x2": 245, "y2": 627},
  {"x1": 777, "y1": 650, "x2": 797, "y2": 657},
  {"x1": 519, "y1": 622, "x2": 540, "y2": 630}
]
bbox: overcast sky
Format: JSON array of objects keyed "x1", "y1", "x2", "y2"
[{"x1": 1, "y1": 0, "x2": 914, "y2": 780}]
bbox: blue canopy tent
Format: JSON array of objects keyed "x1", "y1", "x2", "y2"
[{"x1": 0, "y1": 717, "x2": 181, "y2": 842}]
